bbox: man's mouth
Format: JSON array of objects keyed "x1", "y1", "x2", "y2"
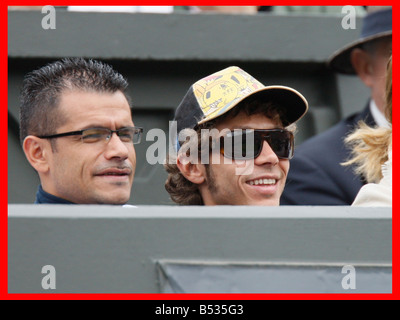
[
  {"x1": 99, "y1": 172, "x2": 129, "y2": 176},
  {"x1": 95, "y1": 168, "x2": 131, "y2": 178},
  {"x1": 247, "y1": 178, "x2": 277, "y2": 186}
]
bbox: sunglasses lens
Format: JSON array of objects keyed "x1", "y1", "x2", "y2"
[
  {"x1": 221, "y1": 130, "x2": 293, "y2": 160},
  {"x1": 221, "y1": 130, "x2": 257, "y2": 160},
  {"x1": 266, "y1": 130, "x2": 293, "y2": 159}
]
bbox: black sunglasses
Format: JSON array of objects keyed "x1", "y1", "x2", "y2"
[
  {"x1": 38, "y1": 127, "x2": 143, "y2": 144},
  {"x1": 219, "y1": 129, "x2": 294, "y2": 160}
]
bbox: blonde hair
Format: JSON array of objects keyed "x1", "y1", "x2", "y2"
[{"x1": 342, "y1": 56, "x2": 392, "y2": 183}]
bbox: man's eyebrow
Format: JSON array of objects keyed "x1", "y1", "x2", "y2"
[
  {"x1": 218, "y1": 126, "x2": 252, "y2": 130},
  {"x1": 79, "y1": 124, "x2": 134, "y2": 130},
  {"x1": 221, "y1": 126, "x2": 284, "y2": 130},
  {"x1": 77, "y1": 125, "x2": 106, "y2": 130}
]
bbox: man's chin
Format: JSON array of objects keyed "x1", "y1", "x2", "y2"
[
  {"x1": 246, "y1": 197, "x2": 280, "y2": 206},
  {"x1": 94, "y1": 190, "x2": 131, "y2": 205}
]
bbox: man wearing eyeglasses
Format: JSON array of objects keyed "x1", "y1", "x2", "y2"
[
  {"x1": 164, "y1": 66, "x2": 308, "y2": 205},
  {"x1": 20, "y1": 58, "x2": 143, "y2": 204}
]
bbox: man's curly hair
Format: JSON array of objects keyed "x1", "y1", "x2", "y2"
[{"x1": 164, "y1": 98, "x2": 296, "y2": 205}]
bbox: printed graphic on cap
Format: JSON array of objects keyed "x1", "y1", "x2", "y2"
[{"x1": 192, "y1": 67, "x2": 264, "y2": 120}]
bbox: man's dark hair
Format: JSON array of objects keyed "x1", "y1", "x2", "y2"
[{"x1": 19, "y1": 57, "x2": 130, "y2": 145}]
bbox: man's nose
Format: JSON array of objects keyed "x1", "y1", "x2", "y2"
[
  {"x1": 254, "y1": 140, "x2": 279, "y2": 166},
  {"x1": 103, "y1": 132, "x2": 130, "y2": 160}
]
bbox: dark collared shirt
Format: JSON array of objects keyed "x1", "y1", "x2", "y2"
[{"x1": 34, "y1": 185, "x2": 74, "y2": 204}]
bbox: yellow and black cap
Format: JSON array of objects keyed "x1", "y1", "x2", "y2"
[{"x1": 174, "y1": 66, "x2": 308, "y2": 137}]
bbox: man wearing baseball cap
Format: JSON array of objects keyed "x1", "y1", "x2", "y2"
[
  {"x1": 281, "y1": 6, "x2": 392, "y2": 205},
  {"x1": 164, "y1": 66, "x2": 308, "y2": 206}
]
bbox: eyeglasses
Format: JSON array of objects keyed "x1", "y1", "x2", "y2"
[
  {"x1": 220, "y1": 129, "x2": 294, "y2": 160},
  {"x1": 38, "y1": 127, "x2": 143, "y2": 144}
]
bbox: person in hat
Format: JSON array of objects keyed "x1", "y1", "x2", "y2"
[
  {"x1": 20, "y1": 58, "x2": 143, "y2": 204},
  {"x1": 343, "y1": 56, "x2": 392, "y2": 207},
  {"x1": 164, "y1": 66, "x2": 308, "y2": 205},
  {"x1": 281, "y1": 6, "x2": 392, "y2": 205}
]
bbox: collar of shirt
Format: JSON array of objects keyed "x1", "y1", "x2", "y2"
[
  {"x1": 370, "y1": 100, "x2": 390, "y2": 128},
  {"x1": 35, "y1": 185, "x2": 74, "y2": 204}
]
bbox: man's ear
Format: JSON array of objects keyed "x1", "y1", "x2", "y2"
[
  {"x1": 176, "y1": 154, "x2": 205, "y2": 185},
  {"x1": 351, "y1": 48, "x2": 374, "y2": 88},
  {"x1": 22, "y1": 136, "x2": 51, "y2": 174}
]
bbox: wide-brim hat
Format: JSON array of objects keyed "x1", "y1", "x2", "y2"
[
  {"x1": 174, "y1": 66, "x2": 308, "y2": 135},
  {"x1": 327, "y1": 6, "x2": 392, "y2": 74}
]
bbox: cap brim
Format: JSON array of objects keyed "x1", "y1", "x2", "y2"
[
  {"x1": 197, "y1": 85, "x2": 308, "y2": 126},
  {"x1": 327, "y1": 31, "x2": 392, "y2": 74}
]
